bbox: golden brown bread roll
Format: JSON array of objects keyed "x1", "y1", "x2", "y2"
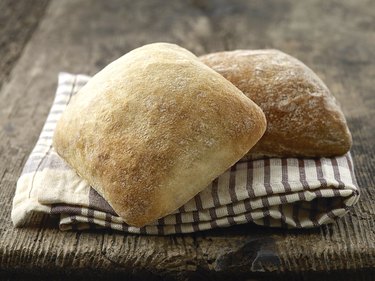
[
  {"x1": 53, "y1": 43, "x2": 266, "y2": 227},
  {"x1": 200, "y1": 49, "x2": 352, "y2": 159}
]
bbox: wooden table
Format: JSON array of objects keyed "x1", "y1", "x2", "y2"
[{"x1": 1, "y1": 0, "x2": 374, "y2": 280}]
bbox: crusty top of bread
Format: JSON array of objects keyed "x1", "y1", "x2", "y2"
[
  {"x1": 200, "y1": 49, "x2": 352, "y2": 158},
  {"x1": 53, "y1": 43, "x2": 266, "y2": 227}
]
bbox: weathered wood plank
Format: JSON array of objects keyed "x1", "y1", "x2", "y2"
[
  {"x1": 0, "y1": 0, "x2": 50, "y2": 90},
  {"x1": 0, "y1": 0, "x2": 374, "y2": 280}
]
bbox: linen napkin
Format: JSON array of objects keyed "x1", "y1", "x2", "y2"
[{"x1": 11, "y1": 73, "x2": 360, "y2": 235}]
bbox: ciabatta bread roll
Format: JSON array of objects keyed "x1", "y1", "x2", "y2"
[
  {"x1": 200, "y1": 49, "x2": 352, "y2": 159},
  {"x1": 53, "y1": 43, "x2": 266, "y2": 227}
]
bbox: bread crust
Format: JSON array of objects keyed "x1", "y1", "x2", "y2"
[
  {"x1": 53, "y1": 43, "x2": 266, "y2": 227},
  {"x1": 200, "y1": 49, "x2": 352, "y2": 159}
]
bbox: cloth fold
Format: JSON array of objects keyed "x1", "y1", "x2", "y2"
[{"x1": 11, "y1": 73, "x2": 360, "y2": 235}]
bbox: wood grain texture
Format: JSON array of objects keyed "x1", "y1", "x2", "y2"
[
  {"x1": 0, "y1": 0, "x2": 50, "y2": 90},
  {"x1": 0, "y1": 0, "x2": 374, "y2": 280}
]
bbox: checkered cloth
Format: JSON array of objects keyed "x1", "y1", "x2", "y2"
[{"x1": 11, "y1": 73, "x2": 360, "y2": 235}]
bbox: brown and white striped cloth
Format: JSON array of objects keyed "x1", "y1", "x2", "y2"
[{"x1": 11, "y1": 73, "x2": 360, "y2": 235}]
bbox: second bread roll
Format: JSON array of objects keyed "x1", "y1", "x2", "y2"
[{"x1": 200, "y1": 49, "x2": 352, "y2": 159}]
